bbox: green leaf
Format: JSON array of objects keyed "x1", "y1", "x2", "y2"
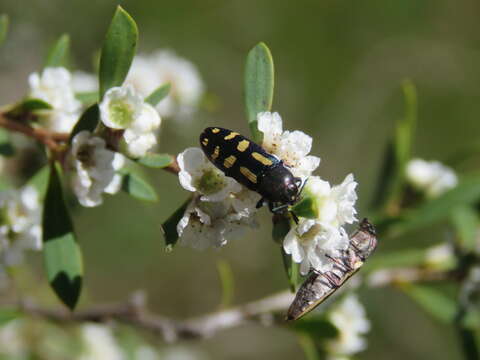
[
  {"x1": 69, "y1": 104, "x2": 99, "y2": 143},
  {"x1": 402, "y1": 284, "x2": 457, "y2": 323},
  {"x1": 17, "y1": 98, "x2": 52, "y2": 112},
  {"x1": 451, "y1": 206, "x2": 478, "y2": 253},
  {"x1": 244, "y1": 42, "x2": 274, "y2": 143},
  {"x1": 291, "y1": 195, "x2": 317, "y2": 219},
  {"x1": 291, "y1": 316, "x2": 339, "y2": 338},
  {"x1": 296, "y1": 333, "x2": 320, "y2": 360},
  {"x1": 282, "y1": 248, "x2": 301, "y2": 292},
  {"x1": 216, "y1": 260, "x2": 234, "y2": 308},
  {"x1": 383, "y1": 79, "x2": 417, "y2": 211},
  {"x1": 161, "y1": 198, "x2": 190, "y2": 250},
  {"x1": 99, "y1": 6, "x2": 138, "y2": 98},
  {"x1": 363, "y1": 248, "x2": 427, "y2": 272},
  {"x1": 0, "y1": 128, "x2": 14, "y2": 157},
  {"x1": 388, "y1": 173, "x2": 480, "y2": 238},
  {"x1": 145, "y1": 83, "x2": 171, "y2": 106},
  {"x1": 43, "y1": 163, "x2": 83, "y2": 310},
  {"x1": 0, "y1": 308, "x2": 20, "y2": 325},
  {"x1": 0, "y1": 14, "x2": 8, "y2": 47},
  {"x1": 28, "y1": 165, "x2": 50, "y2": 199},
  {"x1": 76, "y1": 91, "x2": 99, "y2": 105},
  {"x1": 44, "y1": 34, "x2": 70, "y2": 68},
  {"x1": 120, "y1": 168, "x2": 158, "y2": 202},
  {"x1": 272, "y1": 213, "x2": 291, "y2": 244},
  {"x1": 136, "y1": 153, "x2": 173, "y2": 168}
]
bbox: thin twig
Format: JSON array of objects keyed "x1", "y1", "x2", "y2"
[
  {"x1": 4, "y1": 291, "x2": 295, "y2": 342},
  {"x1": 0, "y1": 113, "x2": 68, "y2": 151}
]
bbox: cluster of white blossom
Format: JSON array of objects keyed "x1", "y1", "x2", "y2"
[
  {"x1": 326, "y1": 294, "x2": 370, "y2": 358},
  {"x1": 78, "y1": 324, "x2": 126, "y2": 360},
  {"x1": 126, "y1": 50, "x2": 204, "y2": 118},
  {"x1": 28, "y1": 67, "x2": 82, "y2": 133},
  {"x1": 406, "y1": 158, "x2": 458, "y2": 198},
  {"x1": 255, "y1": 112, "x2": 358, "y2": 275},
  {"x1": 0, "y1": 186, "x2": 42, "y2": 267},
  {"x1": 176, "y1": 112, "x2": 358, "y2": 264},
  {"x1": 99, "y1": 85, "x2": 161, "y2": 158},
  {"x1": 69, "y1": 131, "x2": 125, "y2": 207},
  {"x1": 176, "y1": 147, "x2": 259, "y2": 249}
]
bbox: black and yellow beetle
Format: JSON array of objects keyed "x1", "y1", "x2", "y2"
[{"x1": 199, "y1": 127, "x2": 304, "y2": 215}]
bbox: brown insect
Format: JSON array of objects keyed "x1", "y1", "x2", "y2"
[{"x1": 286, "y1": 218, "x2": 377, "y2": 321}]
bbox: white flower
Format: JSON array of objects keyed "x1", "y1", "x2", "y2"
[
  {"x1": 78, "y1": 324, "x2": 125, "y2": 360},
  {"x1": 70, "y1": 131, "x2": 124, "y2": 207},
  {"x1": 326, "y1": 294, "x2": 370, "y2": 357},
  {"x1": 406, "y1": 158, "x2": 458, "y2": 198},
  {"x1": 72, "y1": 71, "x2": 98, "y2": 93},
  {"x1": 0, "y1": 186, "x2": 42, "y2": 266},
  {"x1": 283, "y1": 219, "x2": 349, "y2": 274},
  {"x1": 161, "y1": 346, "x2": 208, "y2": 360},
  {"x1": 28, "y1": 67, "x2": 82, "y2": 133},
  {"x1": 177, "y1": 147, "x2": 242, "y2": 202},
  {"x1": 177, "y1": 196, "x2": 255, "y2": 250},
  {"x1": 424, "y1": 242, "x2": 455, "y2": 270},
  {"x1": 283, "y1": 174, "x2": 358, "y2": 273},
  {"x1": 126, "y1": 50, "x2": 205, "y2": 118},
  {"x1": 306, "y1": 175, "x2": 358, "y2": 227},
  {"x1": 0, "y1": 320, "x2": 27, "y2": 357},
  {"x1": 257, "y1": 112, "x2": 320, "y2": 178},
  {"x1": 99, "y1": 85, "x2": 161, "y2": 158}
]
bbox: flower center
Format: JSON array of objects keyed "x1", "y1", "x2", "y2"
[
  {"x1": 299, "y1": 223, "x2": 322, "y2": 245},
  {"x1": 77, "y1": 144, "x2": 95, "y2": 167},
  {"x1": 195, "y1": 169, "x2": 226, "y2": 195},
  {"x1": 108, "y1": 99, "x2": 135, "y2": 128}
]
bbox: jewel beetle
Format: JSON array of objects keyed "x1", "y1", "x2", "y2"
[{"x1": 199, "y1": 127, "x2": 304, "y2": 215}]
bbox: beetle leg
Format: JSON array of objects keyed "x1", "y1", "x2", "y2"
[
  {"x1": 256, "y1": 198, "x2": 265, "y2": 209},
  {"x1": 271, "y1": 203, "x2": 289, "y2": 213},
  {"x1": 290, "y1": 211, "x2": 299, "y2": 224}
]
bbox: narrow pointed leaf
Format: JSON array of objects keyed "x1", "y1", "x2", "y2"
[
  {"x1": 244, "y1": 42, "x2": 274, "y2": 143},
  {"x1": 145, "y1": 83, "x2": 171, "y2": 106},
  {"x1": 388, "y1": 173, "x2": 480, "y2": 237},
  {"x1": 0, "y1": 14, "x2": 8, "y2": 47},
  {"x1": 76, "y1": 91, "x2": 99, "y2": 105},
  {"x1": 161, "y1": 198, "x2": 190, "y2": 250},
  {"x1": 282, "y1": 249, "x2": 301, "y2": 292},
  {"x1": 363, "y1": 248, "x2": 427, "y2": 272},
  {"x1": 450, "y1": 206, "x2": 478, "y2": 253},
  {"x1": 44, "y1": 34, "x2": 70, "y2": 68},
  {"x1": 99, "y1": 6, "x2": 138, "y2": 98},
  {"x1": 402, "y1": 284, "x2": 456, "y2": 323},
  {"x1": 28, "y1": 165, "x2": 50, "y2": 199},
  {"x1": 217, "y1": 260, "x2": 234, "y2": 308},
  {"x1": 136, "y1": 153, "x2": 173, "y2": 168},
  {"x1": 69, "y1": 103, "x2": 99, "y2": 143},
  {"x1": 17, "y1": 98, "x2": 52, "y2": 112},
  {"x1": 381, "y1": 80, "x2": 417, "y2": 212},
  {"x1": 0, "y1": 128, "x2": 14, "y2": 157},
  {"x1": 120, "y1": 168, "x2": 158, "y2": 202},
  {"x1": 43, "y1": 164, "x2": 83, "y2": 310}
]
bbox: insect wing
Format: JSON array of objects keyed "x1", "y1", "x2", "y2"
[{"x1": 286, "y1": 219, "x2": 377, "y2": 321}]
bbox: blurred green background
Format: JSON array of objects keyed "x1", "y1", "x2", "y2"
[{"x1": 1, "y1": 0, "x2": 480, "y2": 359}]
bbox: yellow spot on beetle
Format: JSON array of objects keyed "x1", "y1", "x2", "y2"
[
  {"x1": 237, "y1": 140, "x2": 250, "y2": 152},
  {"x1": 202, "y1": 138, "x2": 209, "y2": 146},
  {"x1": 212, "y1": 128, "x2": 220, "y2": 134},
  {"x1": 212, "y1": 146, "x2": 220, "y2": 160},
  {"x1": 240, "y1": 167, "x2": 257, "y2": 183},
  {"x1": 252, "y1": 152, "x2": 273, "y2": 166},
  {"x1": 223, "y1": 155, "x2": 237, "y2": 168},
  {"x1": 224, "y1": 132, "x2": 239, "y2": 140}
]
